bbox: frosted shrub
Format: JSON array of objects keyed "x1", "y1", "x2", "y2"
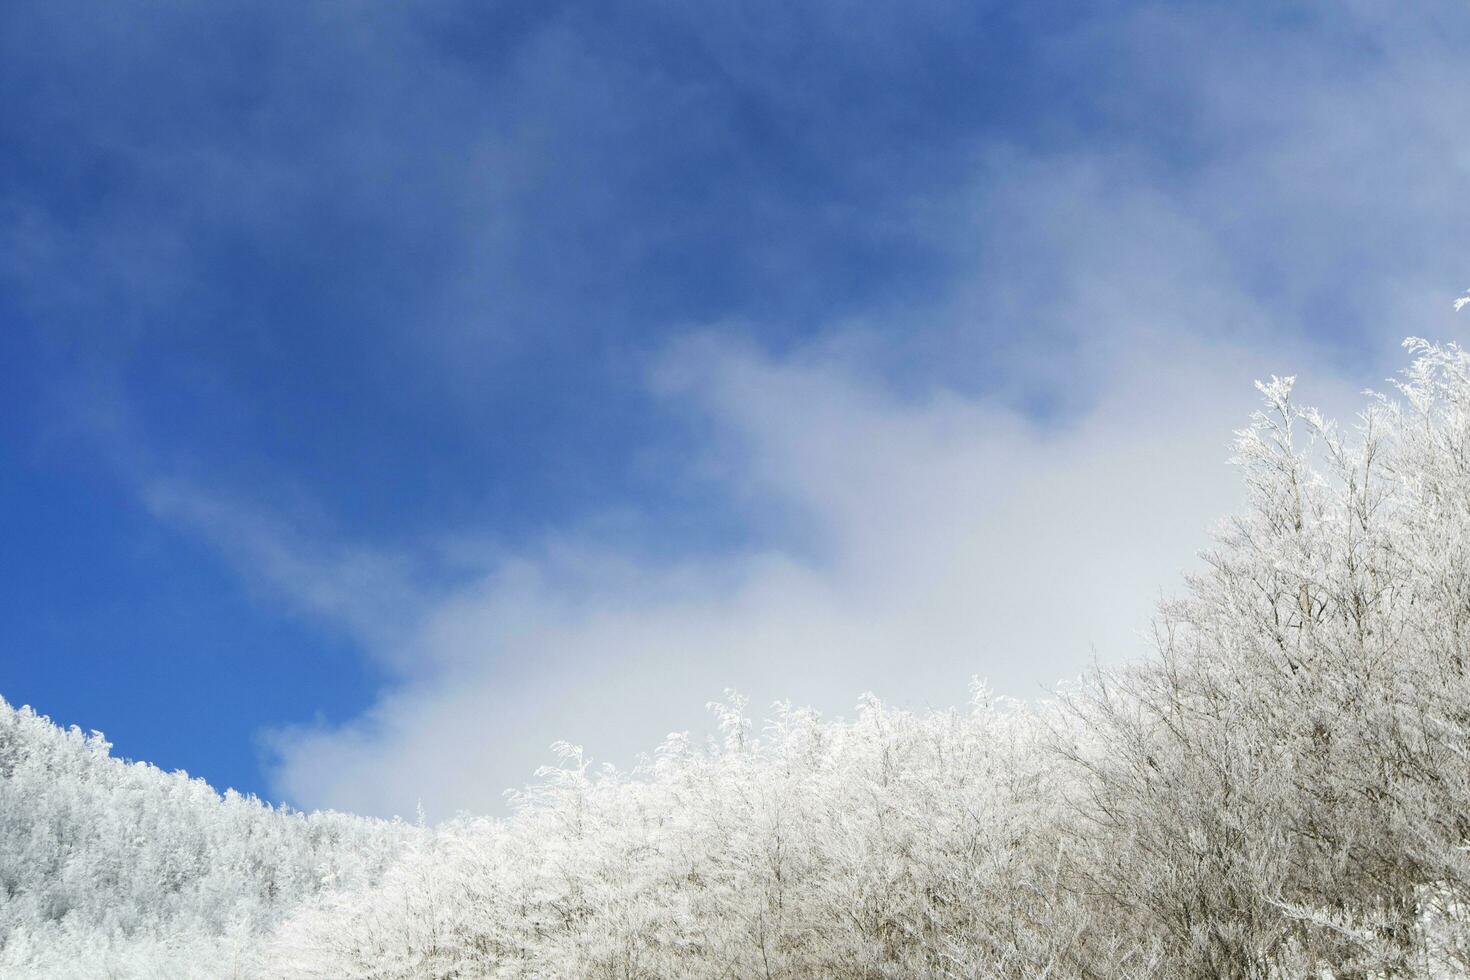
[{"x1": 272, "y1": 690, "x2": 1129, "y2": 979}]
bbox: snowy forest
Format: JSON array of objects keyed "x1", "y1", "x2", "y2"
[{"x1": 11, "y1": 336, "x2": 1470, "y2": 978}]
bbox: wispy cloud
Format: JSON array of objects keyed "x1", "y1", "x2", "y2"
[{"x1": 141, "y1": 484, "x2": 430, "y2": 661}]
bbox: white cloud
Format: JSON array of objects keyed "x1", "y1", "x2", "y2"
[
  {"x1": 258, "y1": 325, "x2": 1368, "y2": 819},
  {"x1": 136, "y1": 1, "x2": 1470, "y2": 818}
]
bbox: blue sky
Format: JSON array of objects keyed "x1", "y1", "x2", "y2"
[{"x1": 3, "y1": 1, "x2": 1469, "y2": 816}]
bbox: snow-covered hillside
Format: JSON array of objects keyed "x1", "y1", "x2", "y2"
[
  {"x1": 11, "y1": 339, "x2": 1470, "y2": 977},
  {"x1": 0, "y1": 698, "x2": 412, "y2": 978}
]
